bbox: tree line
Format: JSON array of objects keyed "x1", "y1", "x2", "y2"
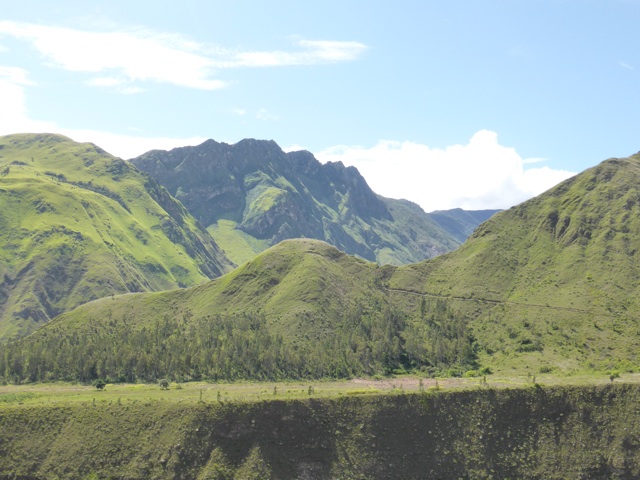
[{"x1": 0, "y1": 298, "x2": 477, "y2": 384}]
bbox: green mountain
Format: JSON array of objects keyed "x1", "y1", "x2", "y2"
[
  {"x1": 0, "y1": 239, "x2": 476, "y2": 382},
  {"x1": 389, "y1": 153, "x2": 640, "y2": 372},
  {"x1": 429, "y1": 208, "x2": 500, "y2": 243},
  {"x1": 130, "y1": 139, "x2": 482, "y2": 266},
  {"x1": 0, "y1": 133, "x2": 232, "y2": 341},
  {"x1": 5, "y1": 149, "x2": 639, "y2": 382}
]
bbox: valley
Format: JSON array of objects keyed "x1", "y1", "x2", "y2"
[{"x1": 2, "y1": 133, "x2": 640, "y2": 478}]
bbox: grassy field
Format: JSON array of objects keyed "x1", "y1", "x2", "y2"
[
  {"x1": 0, "y1": 372, "x2": 633, "y2": 408},
  {"x1": 2, "y1": 377, "x2": 640, "y2": 478}
]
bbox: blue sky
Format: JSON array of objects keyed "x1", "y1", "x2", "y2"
[{"x1": 1, "y1": 1, "x2": 638, "y2": 211}]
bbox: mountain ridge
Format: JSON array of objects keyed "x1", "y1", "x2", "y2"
[
  {"x1": 7, "y1": 151, "x2": 640, "y2": 379},
  {"x1": 130, "y1": 138, "x2": 495, "y2": 265},
  {"x1": 0, "y1": 133, "x2": 233, "y2": 340}
]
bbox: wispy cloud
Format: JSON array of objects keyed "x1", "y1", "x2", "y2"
[
  {"x1": 0, "y1": 65, "x2": 35, "y2": 86},
  {"x1": 256, "y1": 108, "x2": 279, "y2": 121},
  {"x1": 619, "y1": 61, "x2": 634, "y2": 70},
  {"x1": 222, "y1": 38, "x2": 367, "y2": 68},
  {"x1": 0, "y1": 21, "x2": 367, "y2": 92},
  {"x1": 0, "y1": 64, "x2": 206, "y2": 158},
  {"x1": 315, "y1": 131, "x2": 576, "y2": 211},
  {"x1": 0, "y1": 66, "x2": 39, "y2": 130}
]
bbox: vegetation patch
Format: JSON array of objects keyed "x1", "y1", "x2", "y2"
[{"x1": 1, "y1": 383, "x2": 640, "y2": 478}]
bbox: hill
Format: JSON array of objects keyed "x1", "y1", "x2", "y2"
[
  {"x1": 0, "y1": 239, "x2": 475, "y2": 382},
  {"x1": 428, "y1": 208, "x2": 500, "y2": 243},
  {"x1": 0, "y1": 133, "x2": 232, "y2": 341},
  {"x1": 130, "y1": 139, "x2": 488, "y2": 265},
  {"x1": 4, "y1": 151, "x2": 640, "y2": 382},
  {"x1": 389, "y1": 153, "x2": 640, "y2": 372}
]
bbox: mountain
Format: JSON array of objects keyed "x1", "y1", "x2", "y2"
[
  {"x1": 6, "y1": 152, "x2": 640, "y2": 381},
  {"x1": 0, "y1": 239, "x2": 476, "y2": 382},
  {"x1": 429, "y1": 208, "x2": 500, "y2": 243},
  {"x1": 389, "y1": 153, "x2": 640, "y2": 372},
  {"x1": 0, "y1": 133, "x2": 232, "y2": 341},
  {"x1": 130, "y1": 139, "x2": 485, "y2": 265}
]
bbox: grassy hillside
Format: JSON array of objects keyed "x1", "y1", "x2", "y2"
[
  {"x1": 1, "y1": 383, "x2": 640, "y2": 479},
  {"x1": 0, "y1": 239, "x2": 476, "y2": 383},
  {"x1": 3, "y1": 152, "x2": 640, "y2": 381},
  {"x1": 390, "y1": 154, "x2": 640, "y2": 373},
  {"x1": 0, "y1": 133, "x2": 232, "y2": 341},
  {"x1": 131, "y1": 139, "x2": 469, "y2": 266}
]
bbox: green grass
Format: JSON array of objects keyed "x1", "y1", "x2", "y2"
[
  {"x1": 0, "y1": 372, "x2": 636, "y2": 406},
  {"x1": 207, "y1": 219, "x2": 269, "y2": 266},
  {"x1": 0, "y1": 133, "x2": 232, "y2": 341},
  {"x1": 2, "y1": 380, "x2": 640, "y2": 478},
  {"x1": 6, "y1": 148, "x2": 640, "y2": 380},
  {"x1": 388, "y1": 154, "x2": 640, "y2": 374}
]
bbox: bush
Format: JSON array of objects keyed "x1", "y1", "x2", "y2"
[{"x1": 479, "y1": 366, "x2": 493, "y2": 375}]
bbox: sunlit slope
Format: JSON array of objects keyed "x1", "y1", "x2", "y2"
[
  {"x1": 0, "y1": 133, "x2": 232, "y2": 340},
  {"x1": 390, "y1": 154, "x2": 640, "y2": 371},
  {"x1": 42, "y1": 239, "x2": 381, "y2": 339},
  {"x1": 4, "y1": 239, "x2": 479, "y2": 381},
  {"x1": 7, "y1": 150, "x2": 640, "y2": 378}
]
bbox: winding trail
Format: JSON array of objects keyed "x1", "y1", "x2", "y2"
[{"x1": 384, "y1": 286, "x2": 616, "y2": 317}]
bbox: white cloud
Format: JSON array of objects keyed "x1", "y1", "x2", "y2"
[
  {"x1": 54, "y1": 128, "x2": 206, "y2": 158},
  {"x1": 225, "y1": 38, "x2": 367, "y2": 68},
  {"x1": 0, "y1": 66, "x2": 204, "y2": 158},
  {"x1": 0, "y1": 21, "x2": 226, "y2": 90},
  {"x1": 0, "y1": 65, "x2": 35, "y2": 86},
  {"x1": 0, "y1": 66, "x2": 40, "y2": 131},
  {"x1": 282, "y1": 144, "x2": 308, "y2": 153},
  {"x1": 0, "y1": 21, "x2": 366, "y2": 91},
  {"x1": 315, "y1": 131, "x2": 576, "y2": 211},
  {"x1": 296, "y1": 39, "x2": 367, "y2": 62},
  {"x1": 256, "y1": 108, "x2": 279, "y2": 121},
  {"x1": 620, "y1": 61, "x2": 634, "y2": 70},
  {"x1": 87, "y1": 76, "x2": 126, "y2": 87}
]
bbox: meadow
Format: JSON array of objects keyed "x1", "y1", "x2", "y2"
[{"x1": 0, "y1": 372, "x2": 633, "y2": 407}]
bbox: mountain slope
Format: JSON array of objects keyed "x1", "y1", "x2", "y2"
[
  {"x1": 390, "y1": 153, "x2": 640, "y2": 372},
  {"x1": 429, "y1": 208, "x2": 500, "y2": 243},
  {"x1": 0, "y1": 239, "x2": 477, "y2": 382},
  {"x1": 7, "y1": 147, "x2": 640, "y2": 380},
  {"x1": 0, "y1": 133, "x2": 232, "y2": 340},
  {"x1": 130, "y1": 139, "x2": 471, "y2": 265}
]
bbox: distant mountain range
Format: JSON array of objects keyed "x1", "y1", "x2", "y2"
[
  {"x1": 8, "y1": 150, "x2": 640, "y2": 382},
  {"x1": 130, "y1": 139, "x2": 497, "y2": 265}
]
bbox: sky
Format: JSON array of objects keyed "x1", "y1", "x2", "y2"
[{"x1": 1, "y1": 0, "x2": 639, "y2": 212}]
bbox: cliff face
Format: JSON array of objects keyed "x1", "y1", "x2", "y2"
[
  {"x1": 130, "y1": 139, "x2": 469, "y2": 265},
  {"x1": 2, "y1": 384, "x2": 640, "y2": 479}
]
